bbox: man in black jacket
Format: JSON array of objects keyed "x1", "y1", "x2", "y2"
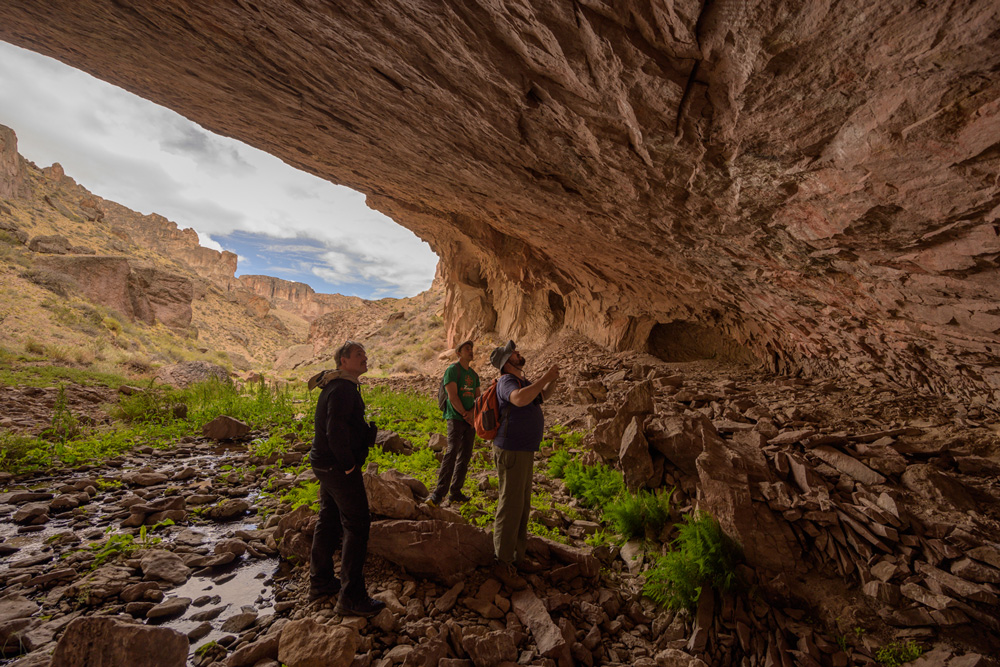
[{"x1": 307, "y1": 340, "x2": 386, "y2": 617}]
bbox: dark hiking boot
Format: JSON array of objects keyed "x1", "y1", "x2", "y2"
[
  {"x1": 448, "y1": 492, "x2": 472, "y2": 503},
  {"x1": 308, "y1": 582, "x2": 341, "y2": 601},
  {"x1": 335, "y1": 595, "x2": 386, "y2": 618},
  {"x1": 493, "y1": 560, "x2": 527, "y2": 591},
  {"x1": 425, "y1": 496, "x2": 441, "y2": 508}
]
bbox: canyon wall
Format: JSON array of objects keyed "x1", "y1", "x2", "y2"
[
  {"x1": 1, "y1": 1, "x2": 998, "y2": 399},
  {"x1": 238, "y1": 275, "x2": 363, "y2": 322}
]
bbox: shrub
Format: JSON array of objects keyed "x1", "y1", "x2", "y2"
[
  {"x1": 102, "y1": 317, "x2": 123, "y2": 335},
  {"x1": 45, "y1": 344, "x2": 75, "y2": 363},
  {"x1": 41, "y1": 385, "x2": 80, "y2": 443},
  {"x1": 0, "y1": 430, "x2": 49, "y2": 471},
  {"x1": 24, "y1": 338, "x2": 45, "y2": 355},
  {"x1": 391, "y1": 360, "x2": 417, "y2": 374},
  {"x1": 605, "y1": 487, "x2": 675, "y2": 539},
  {"x1": 875, "y1": 640, "x2": 923, "y2": 666},
  {"x1": 643, "y1": 512, "x2": 744, "y2": 611},
  {"x1": 111, "y1": 383, "x2": 183, "y2": 424}
]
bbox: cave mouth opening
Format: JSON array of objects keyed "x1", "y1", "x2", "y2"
[
  {"x1": 547, "y1": 291, "x2": 565, "y2": 331},
  {"x1": 647, "y1": 321, "x2": 757, "y2": 364}
]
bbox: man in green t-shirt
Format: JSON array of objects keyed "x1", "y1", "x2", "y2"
[{"x1": 427, "y1": 340, "x2": 480, "y2": 506}]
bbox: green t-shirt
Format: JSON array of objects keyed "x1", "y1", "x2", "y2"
[{"x1": 442, "y1": 363, "x2": 480, "y2": 420}]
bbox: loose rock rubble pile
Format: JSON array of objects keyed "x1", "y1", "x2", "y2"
[
  {"x1": 1, "y1": 354, "x2": 998, "y2": 667},
  {"x1": 560, "y1": 355, "x2": 1000, "y2": 665}
]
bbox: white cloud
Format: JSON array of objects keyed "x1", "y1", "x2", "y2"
[{"x1": 0, "y1": 40, "x2": 438, "y2": 298}]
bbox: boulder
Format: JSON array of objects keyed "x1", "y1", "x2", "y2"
[
  {"x1": 278, "y1": 618, "x2": 359, "y2": 667},
  {"x1": 695, "y1": 429, "x2": 800, "y2": 574},
  {"x1": 202, "y1": 415, "x2": 251, "y2": 440},
  {"x1": 364, "y1": 471, "x2": 419, "y2": 519},
  {"x1": 273, "y1": 344, "x2": 315, "y2": 371},
  {"x1": 619, "y1": 416, "x2": 653, "y2": 491},
  {"x1": 28, "y1": 234, "x2": 71, "y2": 254},
  {"x1": 511, "y1": 589, "x2": 569, "y2": 661},
  {"x1": 140, "y1": 550, "x2": 192, "y2": 585},
  {"x1": 647, "y1": 414, "x2": 720, "y2": 475},
  {"x1": 274, "y1": 504, "x2": 314, "y2": 563},
  {"x1": 427, "y1": 432, "x2": 447, "y2": 452},
  {"x1": 461, "y1": 630, "x2": 518, "y2": 667},
  {"x1": 375, "y1": 430, "x2": 412, "y2": 455},
  {"x1": 51, "y1": 616, "x2": 188, "y2": 667},
  {"x1": 155, "y1": 360, "x2": 230, "y2": 388},
  {"x1": 224, "y1": 632, "x2": 280, "y2": 667},
  {"x1": 381, "y1": 469, "x2": 429, "y2": 498},
  {"x1": 67, "y1": 565, "x2": 134, "y2": 603},
  {"x1": 369, "y1": 519, "x2": 494, "y2": 583},
  {"x1": 0, "y1": 596, "x2": 39, "y2": 625},
  {"x1": 206, "y1": 498, "x2": 251, "y2": 521}
]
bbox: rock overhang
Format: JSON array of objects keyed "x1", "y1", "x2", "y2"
[{"x1": 0, "y1": 0, "x2": 997, "y2": 399}]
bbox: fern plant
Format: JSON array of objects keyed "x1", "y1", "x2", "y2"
[
  {"x1": 547, "y1": 448, "x2": 572, "y2": 478},
  {"x1": 643, "y1": 511, "x2": 743, "y2": 610},
  {"x1": 605, "y1": 487, "x2": 675, "y2": 538},
  {"x1": 561, "y1": 459, "x2": 625, "y2": 509}
]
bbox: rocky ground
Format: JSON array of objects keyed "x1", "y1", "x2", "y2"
[{"x1": 1, "y1": 350, "x2": 999, "y2": 667}]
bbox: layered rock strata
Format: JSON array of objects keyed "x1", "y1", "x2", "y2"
[
  {"x1": 35, "y1": 255, "x2": 194, "y2": 329},
  {"x1": 238, "y1": 275, "x2": 363, "y2": 322},
  {"x1": 1, "y1": 1, "x2": 998, "y2": 398}
]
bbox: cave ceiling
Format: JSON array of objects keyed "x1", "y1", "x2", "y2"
[{"x1": 1, "y1": 0, "x2": 998, "y2": 398}]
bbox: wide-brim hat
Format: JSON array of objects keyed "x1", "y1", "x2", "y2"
[
  {"x1": 455, "y1": 340, "x2": 474, "y2": 356},
  {"x1": 490, "y1": 340, "x2": 516, "y2": 371}
]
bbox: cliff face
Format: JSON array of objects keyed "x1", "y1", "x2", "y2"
[
  {"x1": 2, "y1": 2, "x2": 998, "y2": 399},
  {"x1": 105, "y1": 208, "x2": 239, "y2": 284},
  {"x1": 238, "y1": 275, "x2": 363, "y2": 322},
  {"x1": 0, "y1": 125, "x2": 28, "y2": 201}
]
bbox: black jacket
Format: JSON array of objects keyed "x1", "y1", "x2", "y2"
[{"x1": 310, "y1": 376, "x2": 375, "y2": 471}]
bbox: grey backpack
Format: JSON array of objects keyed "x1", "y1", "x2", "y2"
[{"x1": 437, "y1": 364, "x2": 455, "y2": 412}]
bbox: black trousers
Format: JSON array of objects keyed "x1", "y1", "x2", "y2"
[
  {"x1": 309, "y1": 466, "x2": 370, "y2": 602},
  {"x1": 431, "y1": 419, "x2": 475, "y2": 501}
]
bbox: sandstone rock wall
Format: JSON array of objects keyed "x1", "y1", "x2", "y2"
[
  {"x1": 105, "y1": 208, "x2": 238, "y2": 284},
  {"x1": 238, "y1": 274, "x2": 363, "y2": 322},
  {"x1": 0, "y1": 125, "x2": 28, "y2": 201},
  {"x1": 35, "y1": 255, "x2": 193, "y2": 329},
  {"x1": 2, "y1": 2, "x2": 998, "y2": 399}
]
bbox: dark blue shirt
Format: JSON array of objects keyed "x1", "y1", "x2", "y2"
[{"x1": 494, "y1": 374, "x2": 544, "y2": 452}]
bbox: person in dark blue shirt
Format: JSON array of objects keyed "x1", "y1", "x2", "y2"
[{"x1": 488, "y1": 340, "x2": 559, "y2": 576}]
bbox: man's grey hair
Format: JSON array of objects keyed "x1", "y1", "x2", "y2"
[{"x1": 334, "y1": 340, "x2": 364, "y2": 369}]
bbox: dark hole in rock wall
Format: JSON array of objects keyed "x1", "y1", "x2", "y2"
[
  {"x1": 647, "y1": 321, "x2": 757, "y2": 364},
  {"x1": 548, "y1": 291, "x2": 565, "y2": 331}
]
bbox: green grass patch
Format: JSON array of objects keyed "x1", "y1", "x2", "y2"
[
  {"x1": 1, "y1": 378, "x2": 312, "y2": 475},
  {"x1": 876, "y1": 640, "x2": 923, "y2": 666},
  {"x1": 0, "y1": 359, "x2": 128, "y2": 389},
  {"x1": 643, "y1": 512, "x2": 744, "y2": 611},
  {"x1": 362, "y1": 384, "x2": 446, "y2": 449}
]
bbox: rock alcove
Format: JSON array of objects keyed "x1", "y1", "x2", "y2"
[{"x1": 2, "y1": 0, "x2": 998, "y2": 400}]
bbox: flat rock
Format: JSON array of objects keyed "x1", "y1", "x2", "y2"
[
  {"x1": 51, "y1": 616, "x2": 188, "y2": 667},
  {"x1": 809, "y1": 445, "x2": 886, "y2": 486}
]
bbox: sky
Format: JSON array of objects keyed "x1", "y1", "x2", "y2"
[{"x1": 0, "y1": 41, "x2": 439, "y2": 299}]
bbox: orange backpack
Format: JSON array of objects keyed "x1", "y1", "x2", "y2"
[{"x1": 474, "y1": 379, "x2": 508, "y2": 440}]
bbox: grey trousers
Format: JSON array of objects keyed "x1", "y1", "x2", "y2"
[
  {"x1": 431, "y1": 419, "x2": 475, "y2": 501},
  {"x1": 492, "y1": 446, "x2": 534, "y2": 564}
]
